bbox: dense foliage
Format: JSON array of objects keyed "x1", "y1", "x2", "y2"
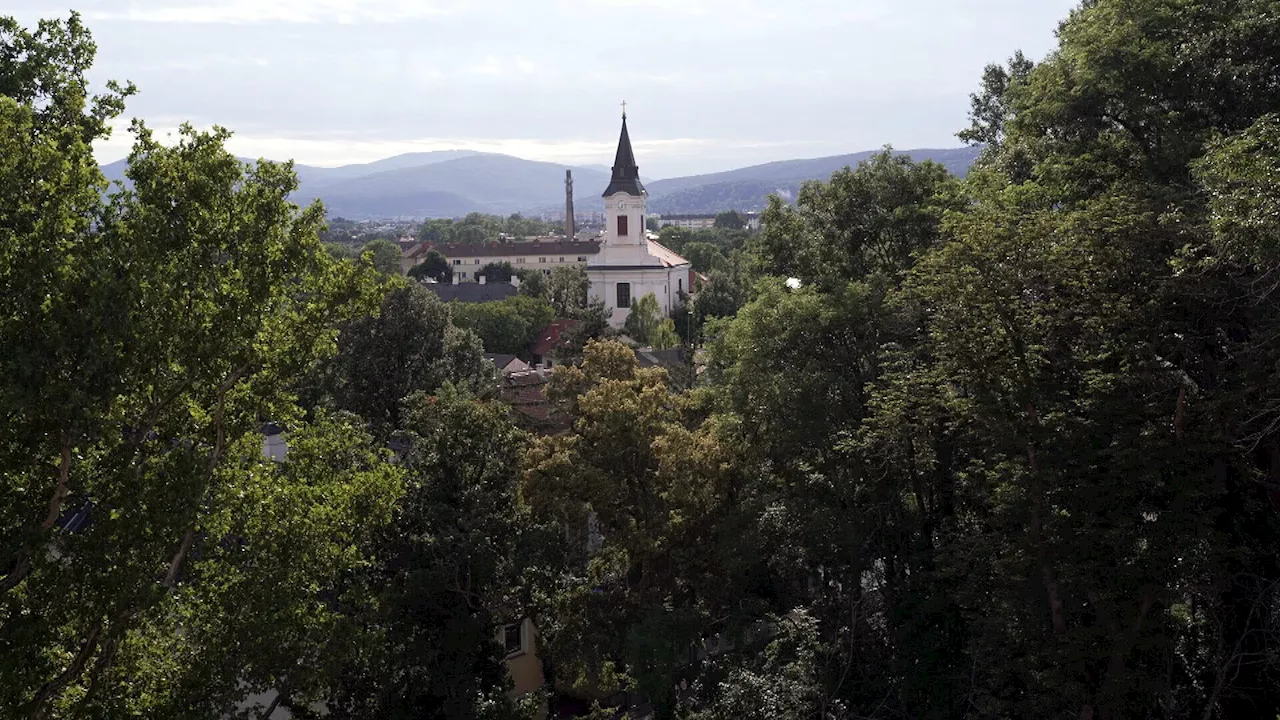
[{"x1": 7, "y1": 2, "x2": 1280, "y2": 719}]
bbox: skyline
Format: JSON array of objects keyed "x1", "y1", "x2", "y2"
[{"x1": 15, "y1": 0, "x2": 1078, "y2": 178}]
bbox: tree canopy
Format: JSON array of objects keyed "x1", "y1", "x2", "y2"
[{"x1": 9, "y1": 4, "x2": 1280, "y2": 720}]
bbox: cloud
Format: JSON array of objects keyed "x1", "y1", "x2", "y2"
[
  {"x1": 466, "y1": 55, "x2": 536, "y2": 77},
  {"x1": 82, "y1": 0, "x2": 472, "y2": 25}
]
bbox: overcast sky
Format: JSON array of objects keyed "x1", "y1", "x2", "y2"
[{"x1": 16, "y1": 0, "x2": 1077, "y2": 178}]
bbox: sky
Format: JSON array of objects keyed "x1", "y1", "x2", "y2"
[{"x1": 15, "y1": 0, "x2": 1078, "y2": 179}]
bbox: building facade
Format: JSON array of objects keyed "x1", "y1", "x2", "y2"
[
  {"x1": 587, "y1": 115, "x2": 692, "y2": 328},
  {"x1": 404, "y1": 238, "x2": 600, "y2": 280},
  {"x1": 656, "y1": 212, "x2": 761, "y2": 231}
]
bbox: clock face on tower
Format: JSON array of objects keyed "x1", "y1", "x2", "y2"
[{"x1": 616, "y1": 201, "x2": 626, "y2": 210}]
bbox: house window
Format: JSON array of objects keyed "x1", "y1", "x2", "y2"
[
  {"x1": 459, "y1": 271, "x2": 467, "y2": 280},
  {"x1": 539, "y1": 257, "x2": 547, "y2": 263},
  {"x1": 453, "y1": 259, "x2": 461, "y2": 266},
  {"x1": 577, "y1": 256, "x2": 587, "y2": 262},
  {"x1": 678, "y1": 278, "x2": 683, "y2": 293},
  {"x1": 475, "y1": 259, "x2": 481, "y2": 264},
  {"x1": 617, "y1": 215, "x2": 629, "y2": 237},
  {"x1": 559, "y1": 257, "x2": 565, "y2": 262},
  {"x1": 617, "y1": 282, "x2": 631, "y2": 309},
  {"x1": 503, "y1": 623, "x2": 524, "y2": 656},
  {"x1": 516, "y1": 257, "x2": 525, "y2": 264}
]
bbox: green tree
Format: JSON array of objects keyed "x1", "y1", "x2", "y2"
[
  {"x1": 622, "y1": 293, "x2": 664, "y2": 346},
  {"x1": 649, "y1": 319, "x2": 680, "y2": 350},
  {"x1": 657, "y1": 226, "x2": 692, "y2": 254},
  {"x1": 97, "y1": 413, "x2": 404, "y2": 718},
  {"x1": 419, "y1": 218, "x2": 455, "y2": 244},
  {"x1": 524, "y1": 342, "x2": 753, "y2": 716},
  {"x1": 0, "y1": 15, "x2": 386, "y2": 714},
  {"x1": 320, "y1": 284, "x2": 487, "y2": 436},
  {"x1": 552, "y1": 299, "x2": 614, "y2": 363},
  {"x1": 956, "y1": 50, "x2": 1034, "y2": 149},
  {"x1": 407, "y1": 249, "x2": 452, "y2": 283},
  {"x1": 680, "y1": 242, "x2": 727, "y2": 274},
  {"x1": 547, "y1": 265, "x2": 591, "y2": 316},
  {"x1": 329, "y1": 389, "x2": 536, "y2": 720},
  {"x1": 450, "y1": 296, "x2": 554, "y2": 355},
  {"x1": 362, "y1": 238, "x2": 402, "y2": 276},
  {"x1": 477, "y1": 261, "x2": 516, "y2": 283},
  {"x1": 516, "y1": 267, "x2": 548, "y2": 300},
  {"x1": 712, "y1": 211, "x2": 745, "y2": 230}
]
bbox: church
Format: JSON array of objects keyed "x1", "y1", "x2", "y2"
[{"x1": 586, "y1": 113, "x2": 692, "y2": 328}]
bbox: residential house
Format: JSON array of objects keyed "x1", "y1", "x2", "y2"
[
  {"x1": 485, "y1": 353, "x2": 531, "y2": 376},
  {"x1": 530, "y1": 319, "x2": 578, "y2": 368}
]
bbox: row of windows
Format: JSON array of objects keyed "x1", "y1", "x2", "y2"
[{"x1": 451, "y1": 256, "x2": 587, "y2": 266}]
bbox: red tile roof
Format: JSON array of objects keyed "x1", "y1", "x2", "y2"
[{"x1": 532, "y1": 319, "x2": 579, "y2": 358}]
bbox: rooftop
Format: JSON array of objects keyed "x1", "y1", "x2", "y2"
[
  {"x1": 424, "y1": 282, "x2": 519, "y2": 303},
  {"x1": 602, "y1": 114, "x2": 646, "y2": 198},
  {"x1": 431, "y1": 239, "x2": 600, "y2": 258}
]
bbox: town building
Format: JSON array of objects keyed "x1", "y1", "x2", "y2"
[
  {"x1": 587, "y1": 115, "x2": 693, "y2": 328},
  {"x1": 655, "y1": 212, "x2": 761, "y2": 231},
  {"x1": 405, "y1": 238, "x2": 600, "y2": 280}
]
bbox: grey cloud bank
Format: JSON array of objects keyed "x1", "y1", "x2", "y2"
[{"x1": 13, "y1": 0, "x2": 1076, "y2": 177}]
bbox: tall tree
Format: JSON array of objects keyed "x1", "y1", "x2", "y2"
[
  {"x1": 362, "y1": 239, "x2": 402, "y2": 276},
  {"x1": 0, "y1": 15, "x2": 386, "y2": 715},
  {"x1": 319, "y1": 283, "x2": 487, "y2": 436},
  {"x1": 408, "y1": 249, "x2": 452, "y2": 283},
  {"x1": 328, "y1": 389, "x2": 537, "y2": 720}
]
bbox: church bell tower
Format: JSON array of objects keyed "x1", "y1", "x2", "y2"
[{"x1": 602, "y1": 108, "x2": 647, "y2": 248}]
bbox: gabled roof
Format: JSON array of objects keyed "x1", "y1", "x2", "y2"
[
  {"x1": 636, "y1": 347, "x2": 687, "y2": 369},
  {"x1": 403, "y1": 243, "x2": 434, "y2": 259},
  {"x1": 603, "y1": 115, "x2": 646, "y2": 198},
  {"x1": 532, "y1": 319, "x2": 579, "y2": 358},
  {"x1": 647, "y1": 240, "x2": 691, "y2": 268}
]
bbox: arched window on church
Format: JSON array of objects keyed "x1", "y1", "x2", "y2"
[{"x1": 617, "y1": 215, "x2": 629, "y2": 237}]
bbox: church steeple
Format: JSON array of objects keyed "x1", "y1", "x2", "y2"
[{"x1": 602, "y1": 111, "x2": 645, "y2": 197}]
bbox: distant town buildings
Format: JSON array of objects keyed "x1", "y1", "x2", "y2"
[
  {"x1": 402, "y1": 114, "x2": 695, "y2": 330},
  {"x1": 409, "y1": 238, "x2": 601, "y2": 280},
  {"x1": 655, "y1": 212, "x2": 761, "y2": 231}
]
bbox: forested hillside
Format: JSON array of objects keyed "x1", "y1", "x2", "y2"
[
  {"x1": 6, "y1": 3, "x2": 1280, "y2": 720},
  {"x1": 645, "y1": 146, "x2": 982, "y2": 213}
]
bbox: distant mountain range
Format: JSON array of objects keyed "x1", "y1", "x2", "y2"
[{"x1": 99, "y1": 145, "x2": 982, "y2": 220}]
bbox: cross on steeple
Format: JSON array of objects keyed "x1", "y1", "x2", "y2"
[{"x1": 621, "y1": 100, "x2": 627, "y2": 118}]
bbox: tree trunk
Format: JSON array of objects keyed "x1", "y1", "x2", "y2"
[
  {"x1": 26, "y1": 621, "x2": 103, "y2": 720},
  {"x1": 1, "y1": 436, "x2": 74, "y2": 595},
  {"x1": 1026, "y1": 403, "x2": 1067, "y2": 635}
]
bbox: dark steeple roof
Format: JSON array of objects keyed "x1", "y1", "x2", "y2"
[{"x1": 602, "y1": 114, "x2": 646, "y2": 197}]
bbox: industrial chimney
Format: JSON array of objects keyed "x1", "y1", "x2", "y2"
[{"x1": 565, "y1": 170, "x2": 576, "y2": 240}]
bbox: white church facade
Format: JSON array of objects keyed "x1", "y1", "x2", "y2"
[{"x1": 586, "y1": 114, "x2": 692, "y2": 328}]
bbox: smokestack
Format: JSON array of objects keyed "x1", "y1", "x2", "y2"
[{"x1": 565, "y1": 170, "x2": 576, "y2": 240}]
